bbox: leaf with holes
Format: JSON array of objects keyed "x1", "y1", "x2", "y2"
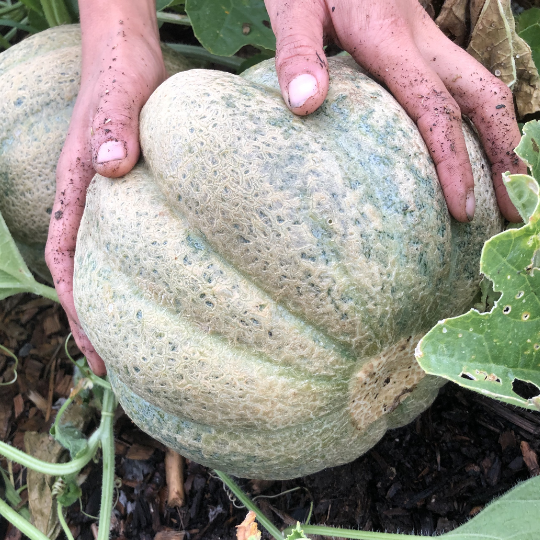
[
  {"x1": 416, "y1": 121, "x2": 540, "y2": 410},
  {"x1": 185, "y1": 0, "x2": 275, "y2": 56}
]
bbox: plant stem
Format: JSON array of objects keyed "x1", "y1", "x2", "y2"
[
  {"x1": 214, "y1": 471, "x2": 284, "y2": 540},
  {"x1": 164, "y1": 42, "x2": 244, "y2": 70},
  {"x1": 0, "y1": 1, "x2": 22, "y2": 16},
  {"x1": 57, "y1": 501, "x2": 75, "y2": 540},
  {"x1": 97, "y1": 388, "x2": 117, "y2": 540},
  {"x1": 0, "y1": 497, "x2": 49, "y2": 540},
  {"x1": 32, "y1": 281, "x2": 59, "y2": 302},
  {"x1": 156, "y1": 11, "x2": 190, "y2": 25},
  {"x1": 0, "y1": 425, "x2": 101, "y2": 475},
  {"x1": 290, "y1": 525, "x2": 428, "y2": 539}
]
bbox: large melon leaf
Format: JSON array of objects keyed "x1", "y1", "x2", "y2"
[
  {"x1": 185, "y1": 0, "x2": 275, "y2": 56},
  {"x1": 416, "y1": 121, "x2": 540, "y2": 410},
  {"x1": 0, "y1": 209, "x2": 58, "y2": 302}
]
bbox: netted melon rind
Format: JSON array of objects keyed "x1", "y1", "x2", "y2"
[
  {"x1": 109, "y1": 368, "x2": 444, "y2": 479},
  {"x1": 0, "y1": 25, "x2": 192, "y2": 281},
  {"x1": 75, "y1": 58, "x2": 502, "y2": 479}
]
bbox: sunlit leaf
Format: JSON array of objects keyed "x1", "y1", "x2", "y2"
[
  {"x1": 185, "y1": 0, "x2": 275, "y2": 56},
  {"x1": 416, "y1": 121, "x2": 540, "y2": 410}
]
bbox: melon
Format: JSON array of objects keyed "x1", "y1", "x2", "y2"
[
  {"x1": 74, "y1": 58, "x2": 503, "y2": 479},
  {"x1": 0, "y1": 25, "x2": 193, "y2": 282}
]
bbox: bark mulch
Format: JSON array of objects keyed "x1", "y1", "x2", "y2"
[{"x1": 1, "y1": 292, "x2": 540, "y2": 540}]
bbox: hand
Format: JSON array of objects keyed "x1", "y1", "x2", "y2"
[
  {"x1": 45, "y1": 0, "x2": 167, "y2": 375},
  {"x1": 265, "y1": 0, "x2": 525, "y2": 222}
]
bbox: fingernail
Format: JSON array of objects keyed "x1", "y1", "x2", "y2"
[
  {"x1": 466, "y1": 189, "x2": 476, "y2": 222},
  {"x1": 288, "y1": 74, "x2": 318, "y2": 108},
  {"x1": 96, "y1": 140, "x2": 126, "y2": 164}
]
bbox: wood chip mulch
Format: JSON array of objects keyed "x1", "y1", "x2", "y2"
[{"x1": 1, "y1": 292, "x2": 540, "y2": 540}]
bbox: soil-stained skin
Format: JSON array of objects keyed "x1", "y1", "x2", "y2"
[
  {"x1": 265, "y1": 0, "x2": 525, "y2": 223},
  {"x1": 45, "y1": 6, "x2": 168, "y2": 375}
]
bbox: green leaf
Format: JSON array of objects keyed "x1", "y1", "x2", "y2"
[
  {"x1": 516, "y1": 7, "x2": 540, "y2": 33},
  {"x1": 286, "y1": 523, "x2": 309, "y2": 540},
  {"x1": 185, "y1": 0, "x2": 275, "y2": 56},
  {"x1": 19, "y1": 0, "x2": 43, "y2": 14},
  {"x1": 50, "y1": 423, "x2": 88, "y2": 460},
  {"x1": 0, "y1": 209, "x2": 59, "y2": 302},
  {"x1": 502, "y1": 172, "x2": 539, "y2": 222},
  {"x1": 444, "y1": 476, "x2": 540, "y2": 539},
  {"x1": 516, "y1": 120, "x2": 540, "y2": 181},
  {"x1": 416, "y1": 122, "x2": 540, "y2": 410},
  {"x1": 55, "y1": 477, "x2": 81, "y2": 507},
  {"x1": 518, "y1": 23, "x2": 540, "y2": 74}
]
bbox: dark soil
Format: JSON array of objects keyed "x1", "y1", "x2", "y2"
[{"x1": 1, "y1": 292, "x2": 540, "y2": 540}]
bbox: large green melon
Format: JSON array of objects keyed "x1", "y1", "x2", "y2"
[
  {"x1": 0, "y1": 25, "x2": 193, "y2": 282},
  {"x1": 74, "y1": 58, "x2": 503, "y2": 479}
]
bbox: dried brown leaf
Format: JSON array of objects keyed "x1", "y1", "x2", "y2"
[
  {"x1": 467, "y1": 0, "x2": 516, "y2": 86},
  {"x1": 520, "y1": 441, "x2": 540, "y2": 476},
  {"x1": 24, "y1": 431, "x2": 64, "y2": 539},
  {"x1": 470, "y1": 0, "x2": 486, "y2": 30},
  {"x1": 436, "y1": 0, "x2": 469, "y2": 45}
]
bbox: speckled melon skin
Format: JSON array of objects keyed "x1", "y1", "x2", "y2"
[
  {"x1": 0, "y1": 25, "x2": 193, "y2": 282},
  {"x1": 74, "y1": 58, "x2": 503, "y2": 479}
]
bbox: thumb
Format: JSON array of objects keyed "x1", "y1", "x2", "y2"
[
  {"x1": 91, "y1": 85, "x2": 143, "y2": 178},
  {"x1": 266, "y1": 0, "x2": 330, "y2": 115}
]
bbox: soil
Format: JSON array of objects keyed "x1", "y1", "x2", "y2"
[{"x1": 1, "y1": 292, "x2": 540, "y2": 540}]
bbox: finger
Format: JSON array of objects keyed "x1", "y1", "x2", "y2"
[
  {"x1": 344, "y1": 32, "x2": 475, "y2": 222},
  {"x1": 415, "y1": 29, "x2": 525, "y2": 221},
  {"x1": 265, "y1": 0, "x2": 330, "y2": 115},
  {"x1": 91, "y1": 78, "x2": 144, "y2": 178},
  {"x1": 45, "y1": 132, "x2": 106, "y2": 376}
]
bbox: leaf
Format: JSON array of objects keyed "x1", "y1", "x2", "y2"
[
  {"x1": 435, "y1": 0, "x2": 468, "y2": 45},
  {"x1": 0, "y1": 208, "x2": 58, "y2": 302},
  {"x1": 286, "y1": 523, "x2": 309, "y2": 540},
  {"x1": 444, "y1": 476, "x2": 540, "y2": 539},
  {"x1": 185, "y1": 0, "x2": 275, "y2": 56},
  {"x1": 518, "y1": 23, "x2": 540, "y2": 76},
  {"x1": 503, "y1": 173, "x2": 539, "y2": 222},
  {"x1": 467, "y1": 0, "x2": 516, "y2": 86},
  {"x1": 24, "y1": 431, "x2": 64, "y2": 539},
  {"x1": 416, "y1": 121, "x2": 540, "y2": 410},
  {"x1": 19, "y1": 0, "x2": 44, "y2": 14},
  {"x1": 516, "y1": 7, "x2": 540, "y2": 33},
  {"x1": 50, "y1": 423, "x2": 88, "y2": 460},
  {"x1": 55, "y1": 476, "x2": 82, "y2": 507},
  {"x1": 515, "y1": 120, "x2": 540, "y2": 180}
]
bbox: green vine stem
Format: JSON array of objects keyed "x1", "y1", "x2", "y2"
[
  {"x1": 97, "y1": 387, "x2": 117, "y2": 540},
  {"x1": 0, "y1": 497, "x2": 49, "y2": 540},
  {"x1": 30, "y1": 281, "x2": 59, "y2": 302},
  {"x1": 156, "y1": 11, "x2": 191, "y2": 25},
  {"x1": 214, "y1": 471, "x2": 285, "y2": 539},
  {"x1": 0, "y1": 419, "x2": 101, "y2": 475},
  {"x1": 57, "y1": 501, "x2": 75, "y2": 540},
  {"x1": 285, "y1": 525, "x2": 427, "y2": 539},
  {"x1": 217, "y1": 471, "x2": 430, "y2": 540}
]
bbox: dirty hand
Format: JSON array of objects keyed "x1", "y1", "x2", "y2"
[
  {"x1": 265, "y1": 0, "x2": 525, "y2": 222},
  {"x1": 45, "y1": 0, "x2": 167, "y2": 376}
]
